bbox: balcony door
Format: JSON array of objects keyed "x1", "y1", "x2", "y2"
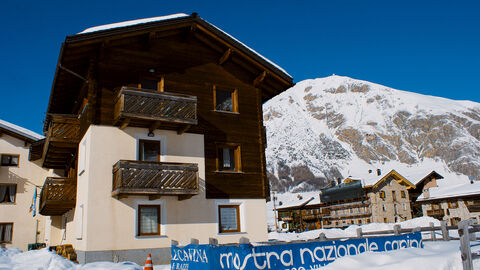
[{"x1": 139, "y1": 140, "x2": 161, "y2": 162}]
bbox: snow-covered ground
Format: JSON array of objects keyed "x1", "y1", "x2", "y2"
[{"x1": 0, "y1": 217, "x2": 476, "y2": 269}]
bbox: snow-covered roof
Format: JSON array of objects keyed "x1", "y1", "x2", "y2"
[
  {"x1": 75, "y1": 13, "x2": 291, "y2": 79},
  {"x1": 0, "y1": 119, "x2": 44, "y2": 141},
  {"x1": 345, "y1": 166, "x2": 444, "y2": 188},
  {"x1": 274, "y1": 191, "x2": 319, "y2": 210},
  {"x1": 77, "y1": 13, "x2": 189, "y2": 34},
  {"x1": 417, "y1": 181, "x2": 480, "y2": 201}
]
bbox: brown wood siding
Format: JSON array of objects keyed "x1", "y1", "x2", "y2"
[{"x1": 92, "y1": 61, "x2": 266, "y2": 199}]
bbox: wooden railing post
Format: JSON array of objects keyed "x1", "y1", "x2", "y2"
[
  {"x1": 441, "y1": 220, "x2": 450, "y2": 241},
  {"x1": 190, "y1": 238, "x2": 199, "y2": 245},
  {"x1": 459, "y1": 220, "x2": 474, "y2": 270},
  {"x1": 356, "y1": 228, "x2": 363, "y2": 238},
  {"x1": 209, "y1": 238, "x2": 218, "y2": 245},
  {"x1": 429, "y1": 222, "x2": 436, "y2": 241},
  {"x1": 239, "y1": 237, "x2": 250, "y2": 244},
  {"x1": 393, "y1": 224, "x2": 400, "y2": 236}
]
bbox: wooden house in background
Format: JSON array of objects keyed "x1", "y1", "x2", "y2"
[
  {"x1": 417, "y1": 181, "x2": 480, "y2": 226},
  {"x1": 29, "y1": 13, "x2": 293, "y2": 264}
]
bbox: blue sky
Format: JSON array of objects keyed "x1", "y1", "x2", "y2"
[{"x1": 1, "y1": 0, "x2": 479, "y2": 134}]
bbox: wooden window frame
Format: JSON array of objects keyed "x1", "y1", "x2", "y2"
[
  {"x1": 218, "y1": 205, "x2": 241, "y2": 233},
  {"x1": 215, "y1": 143, "x2": 242, "y2": 172},
  {"x1": 0, "y1": 184, "x2": 17, "y2": 203},
  {"x1": 1, "y1": 154, "x2": 19, "y2": 167},
  {"x1": 379, "y1": 191, "x2": 385, "y2": 199},
  {"x1": 392, "y1": 191, "x2": 396, "y2": 201},
  {"x1": 448, "y1": 201, "x2": 459, "y2": 208},
  {"x1": 213, "y1": 85, "x2": 238, "y2": 113},
  {"x1": 137, "y1": 205, "x2": 161, "y2": 236},
  {"x1": 138, "y1": 140, "x2": 161, "y2": 162},
  {"x1": 0, "y1": 223, "x2": 13, "y2": 243},
  {"x1": 401, "y1": 191, "x2": 406, "y2": 199}
]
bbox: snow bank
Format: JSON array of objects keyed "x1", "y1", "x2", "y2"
[
  {"x1": 0, "y1": 248, "x2": 142, "y2": 270},
  {"x1": 268, "y1": 216, "x2": 441, "y2": 241},
  {"x1": 322, "y1": 241, "x2": 463, "y2": 270}
]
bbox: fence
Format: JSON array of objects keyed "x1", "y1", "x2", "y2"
[
  {"x1": 458, "y1": 220, "x2": 480, "y2": 270},
  {"x1": 171, "y1": 231, "x2": 423, "y2": 270}
]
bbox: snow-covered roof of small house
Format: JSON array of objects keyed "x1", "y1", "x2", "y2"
[
  {"x1": 417, "y1": 181, "x2": 480, "y2": 201},
  {"x1": 275, "y1": 191, "x2": 320, "y2": 210},
  {"x1": 345, "y1": 166, "x2": 444, "y2": 189},
  {"x1": 0, "y1": 119, "x2": 44, "y2": 142}
]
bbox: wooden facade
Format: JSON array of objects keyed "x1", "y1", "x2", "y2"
[{"x1": 33, "y1": 13, "x2": 292, "y2": 214}]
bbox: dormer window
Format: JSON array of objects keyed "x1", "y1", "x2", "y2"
[{"x1": 214, "y1": 86, "x2": 238, "y2": 113}]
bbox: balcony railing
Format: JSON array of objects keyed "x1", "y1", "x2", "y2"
[
  {"x1": 42, "y1": 114, "x2": 81, "y2": 168},
  {"x1": 112, "y1": 160, "x2": 199, "y2": 198},
  {"x1": 114, "y1": 87, "x2": 198, "y2": 128},
  {"x1": 426, "y1": 209, "x2": 445, "y2": 217},
  {"x1": 39, "y1": 177, "x2": 76, "y2": 216}
]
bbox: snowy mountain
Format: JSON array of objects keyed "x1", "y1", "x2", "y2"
[{"x1": 264, "y1": 75, "x2": 480, "y2": 192}]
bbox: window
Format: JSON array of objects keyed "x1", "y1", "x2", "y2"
[
  {"x1": 382, "y1": 204, "x2": 386, "y2": 212},
  {"x1": 401, "y1": 191, "x2": 406, "y2": 199},
  {"x1": 138, "y1": 205, "x2": 160, "y2": 236},
  {"x1": 403, "y1": 203, "x2": 407, "y2": 211},
  {"x1": 383, "y1": 218, "x2": 388, "y2": 223},
  {"x1": 216, "y1": 144, "x2": 241, "y2": 172},
  {"x1": 139, "y1": 77, "x2": 164, "y2": 91},
  {"x1": 448, "y1": 201, "x2": 458, "y2": 208},
  {"x1": 392, "y1": 191, "x2": 396, "y2": 201},
  {"x1": 218, "y1": 205, "x2": 240, "y2": 233},
  {"x1": 139, "y1": 140, "x2": 160, "y2": 162},
  {"x1": 0, "y1": 185, "x2": 16, "y2": 203},
  {"x1": 379, "y1": 191, "x2": 385, "y2": 199},
  {"x1": 214, "y1": 86, "x2": 238, "y2": 113},
  {"x1": 0, "y1": 223, "x2": 13, "y2": 243},
  {"x1": 1, "y1": 154, "x2": 19, "y2": 167}
]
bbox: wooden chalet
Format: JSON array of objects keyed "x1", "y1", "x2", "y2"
[{"x1": 30, "y1": 13, "x2": 293, "y2": 264}]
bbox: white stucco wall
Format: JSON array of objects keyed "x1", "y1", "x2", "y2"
[
  {"x1": 0, "y1": 134, "x2": 51, "y2": 250},
  {"x1": 58, "y1": 125, "x2": 267, "y2": 252}
]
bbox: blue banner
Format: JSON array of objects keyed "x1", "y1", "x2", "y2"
[{"x1": 171, "y1": 232, "x2": 423, "y2": 270}]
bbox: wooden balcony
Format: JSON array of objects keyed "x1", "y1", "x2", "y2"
[
  {"x1": 427, "y1": 209, "x2": 445, "y2": 217},
  {"x1": 112, "y1": 160, "x2": 199, "y2": 199},
  {"x1": 467, "y1": 204, "x2": 480, "y2": 212},
  {"x1": 42, "y1": 114, "x2": 81, "y2": 169},
  {"x1": 114, "y1": 87, "x2": 197, "y2": 133},
  {"x1": 39, "y1": 177, "x2": 76, "y2": 216}
]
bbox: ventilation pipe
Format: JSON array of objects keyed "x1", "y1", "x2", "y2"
[{"x1": 377, "y1": 169, "x2": 381, "y2": 176}]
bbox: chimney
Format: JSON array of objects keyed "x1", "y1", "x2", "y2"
[
  {"x1": 368, "y1": 169, "x2": 372, "y2": 174},
  {"x1": 337, "y1": 178, "x2": 342, "y2": 185},
  {"x1": 377, "y1": 169, "x2": 381, "y2": 176},
  {"x1": 470, "y1": 176, "x2": 475, "y2": 184}
]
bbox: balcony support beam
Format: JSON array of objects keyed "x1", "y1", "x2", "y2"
[
  {"x1": 119, "y1": 118, "x2": 130, "y2": 130},
  {"x1": 177, "y1": 125, "x2": 191, "y2": 135}
]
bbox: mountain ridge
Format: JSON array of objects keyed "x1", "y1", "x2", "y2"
[{"x1": 264, "y1": 75, "x2": 480, "y2": 192}]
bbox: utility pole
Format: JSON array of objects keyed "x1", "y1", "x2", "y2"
[{"x1": 272, "y1": 191, "x2": 279, "y2": 231}]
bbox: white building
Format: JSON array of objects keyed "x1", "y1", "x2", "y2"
[{"x1": 0, "y1": 119, "x2": 50, "y2": 250}]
